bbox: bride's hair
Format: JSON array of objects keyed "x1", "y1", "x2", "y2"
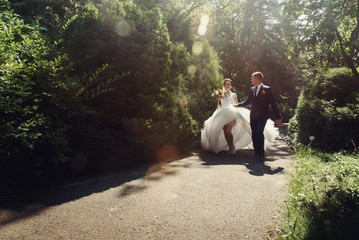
[
  {"x1": 223, "y1": 78, "x2": 232, "y2": 85},
  {"x1": 223, "y1": 78, "x2": 233, "y2": 93}
]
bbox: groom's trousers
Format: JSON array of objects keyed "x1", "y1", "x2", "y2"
[{"x1": 250, "y1": 118, "x2": 267, "y2": 156}]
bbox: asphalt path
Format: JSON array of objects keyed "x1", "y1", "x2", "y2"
[{"x1": 0, "y1": 127, "x2": 293, "y2": 240}]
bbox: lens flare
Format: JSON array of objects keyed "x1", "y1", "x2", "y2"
[
  {"x1": 187, "y1": 64, "x2": 197, "y2": 75},
  {"x1": 198, "y1": 25, "x2": 207, "y2": 36},
  {"x1": 201, "y1": 14, "x2": 209, "y2": 25},
  {"x1": 198, "y1": 14, "x2": 209, "y2": 36},
  {"x1": 114, "y1": 21, "x2": 132, "y2": 37},
  {"x1": 192, "y1": 42, "x2": 203, "y2": 55},
  {"x1": 156, "y1": 145, "x2": 180, "y2": 163}
]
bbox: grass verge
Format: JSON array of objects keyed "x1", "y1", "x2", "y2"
[{"x1": 278, "y1": 147, "x2": 359, "y2": 240}]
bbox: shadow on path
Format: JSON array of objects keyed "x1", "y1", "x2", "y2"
[
  {"x1": 199, "y1": 149, "x2": 284, "y2": 176},
  {"x1": 0, "y1": 166, "x2": 149, "y2": 227},
  {"x1": 0, "y1": 126, "x2": 291, "y2": 229},
  {"x1": 0, "y1": 152, "x2": 195, "y2": 227}
]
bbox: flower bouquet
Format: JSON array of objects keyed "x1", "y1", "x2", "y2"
[{"x1": 212, "y1": 88, "x2": 225, "y2": 99}]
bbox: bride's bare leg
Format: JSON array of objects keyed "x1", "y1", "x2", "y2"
[{"x1": 223, "y1": 120, "x2": 236, "y2": 147}]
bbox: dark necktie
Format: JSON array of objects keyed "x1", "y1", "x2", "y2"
[{"x1": 254, "y1": 86, "x2": 258, "y2": 97}]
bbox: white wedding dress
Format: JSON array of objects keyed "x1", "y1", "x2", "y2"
[{"x1": 201, "y1": 91, "x2": 278, "y2": 153}]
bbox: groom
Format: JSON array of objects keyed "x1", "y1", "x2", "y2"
[{"x1": 236, "y1": 72, "x2": 281, "y2": 161}]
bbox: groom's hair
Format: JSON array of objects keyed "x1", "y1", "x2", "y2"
[{"x1": 252, "y1": 72, "x2": 263, "y2": 81}]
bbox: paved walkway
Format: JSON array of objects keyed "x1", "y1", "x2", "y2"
[{"x1": 0, "y1": 127, "x2": 293, "y2": 240}]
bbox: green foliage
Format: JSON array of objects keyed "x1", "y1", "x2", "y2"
[
  {"x1": 126, "y1": 89, "x2": 199, "y2": 158},
  {"x1": 314, "y1": 68, "x2": 359, "y2": 106},
  {"x1": 183, "y1": 40, "x2": 222, "y2": 125},
  {"x1": 60, "y1": 0, "x2": 201, "y2": 169},
  {"x1": 0, "y1": 1, "x2": 75, "y2": 175},
  {"x1": 10, "y1": 0, "x2": 87, "y2": 39},
  {"x1": 288, "y1": 68, "x2": 359, "y2": 151},
  {"x1": 280, "y1": 147, "x2": 359, "y2": 239},
  {"x1": 208, "y1": 0, "x2": 298, "y2": 122},
  {"x1": 283, "y1": 0, "x2": 359, "y2": 80},
  {"x1": 0, "y1": 0, "x2": 303, "y2": 203}
]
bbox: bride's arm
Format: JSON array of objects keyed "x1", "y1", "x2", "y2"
[{"x1": 234, "y1": 96, "x2": 239, "y2": 105}]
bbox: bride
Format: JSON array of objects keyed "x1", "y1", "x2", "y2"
[{"x1": 201, "y1": 78, "x2": 278, "y2": 154}]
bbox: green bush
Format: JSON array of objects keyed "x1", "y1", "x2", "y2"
[
  {"x1": 184, "y1": 40, "x2": 223, "y2": 125},
  {"x1": 0, "y1": 0, "x2": 222, "y2": 199},
  {"x1": 280, "y1": 147, "x2": 359, "y2": 240},
  {"x1": 0, "y1": 1, "x2": 83, "y2": 203},
  {"x1": 0, "y1": 1, "x2": 75, "y2": 174},
  {"x1": 61, "y1": 1, "x2": 203, "y2": 169},
  {"x1": 288, "y1": 68, "x2": 359, "y2": 151}
]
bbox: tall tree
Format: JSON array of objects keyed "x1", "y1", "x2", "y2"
[
  {"x1": 62, "y1": 0, "x2": 200, "y2": 165},
  {"x1": 208, "y1": 0, "x2": 298, "y2": 120},
  {"x1": 185, "y1": 40, "x2": 222, "y2": 124},
  {"x1": 10, "y1": 0, "x2": 86, "y2": 38},
  {"x1": 283, "y1": 0, "x2": 359, "y2": 81}
]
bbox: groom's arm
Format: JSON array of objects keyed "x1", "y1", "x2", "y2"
[
  {"x1": 237, "y1": 90, "x2": 251, "y2": 107},
  {"x1": 267, "y1": 88, "x2": 281, "y2": 120}
]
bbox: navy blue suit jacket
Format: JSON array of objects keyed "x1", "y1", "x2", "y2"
[{"x1": 237, "y1": 84, "x2": 281, "y2": 120}]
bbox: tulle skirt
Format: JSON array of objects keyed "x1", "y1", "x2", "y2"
[{"x1": 201, "y1": 105, "x2": 278, "y2": 153}]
